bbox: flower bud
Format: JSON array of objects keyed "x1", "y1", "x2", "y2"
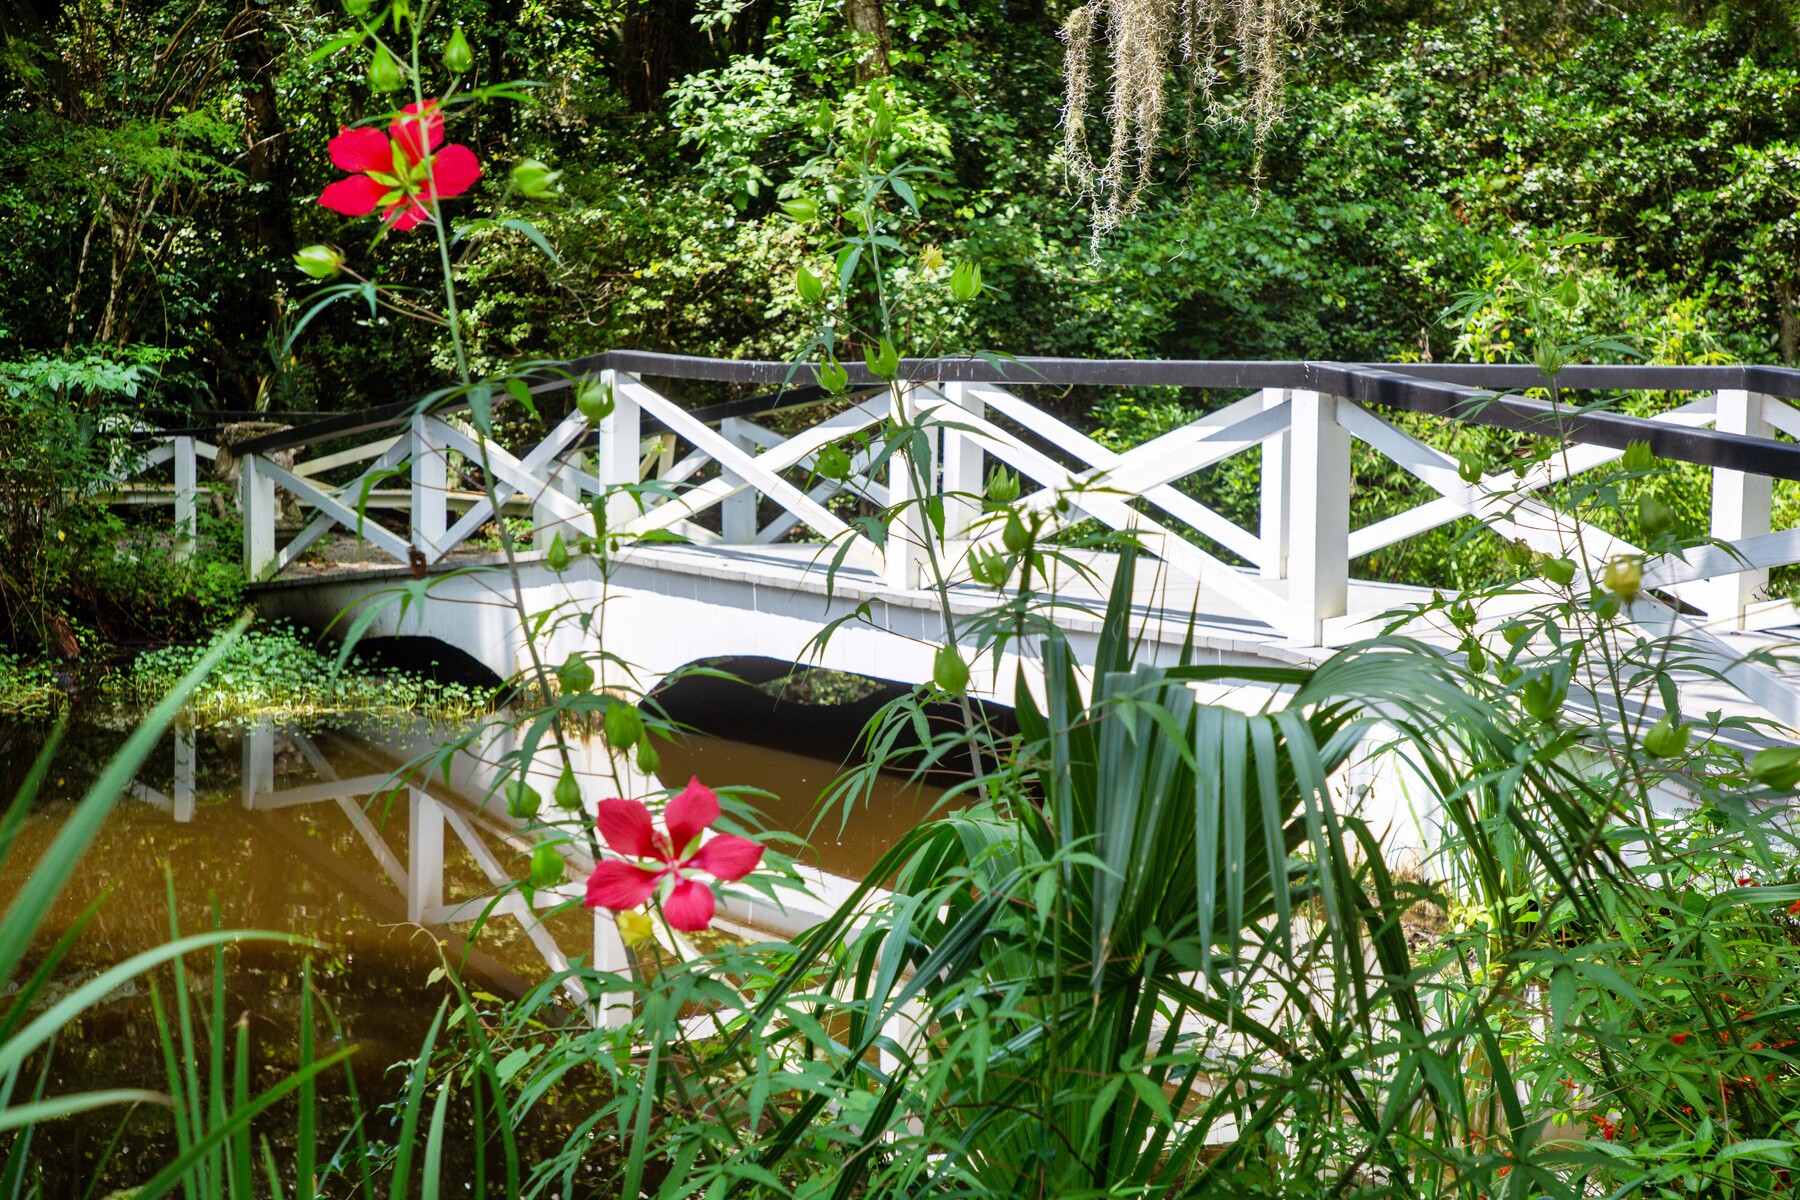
[
  {"x1": 816, "y1": 357, "x2": 849, "y2": 394},
  {"x1": 604, "y1": 699, "x2": 643, "y2": 749},
  {"x1": 443, "y1": 25, "x2": 474, "y2": 74},
  {"x1": 1542, "y1": 556, "x2": 1577, "y2": 586},
  {"x1": 949, "y1": 260, "x2": 982, "y2": 302},
  {"x1": 863, "y1": 336, "x2": 899, "y2": 380},
  {"x1": 795, "y1": 265, "x2": 826, "y2": 305},
  {"x1": 933, "y1": 643, "x2": 970, "y2": 694},
  {"x1": 1642, "y1": 715, "x2": 1690, "y2": 759},
  {"x1": 553, "y1": 763, "x2": 583, "y2": 811},
  {"x1": 1638, "y1": 493, "x2": 1676, "y2": 540},
  {"x1": 546, "y1": 530, "x2": 570, "y2": 572},
  {"x1": 1602, "y1": 556, "x2": 1643, "y2": 600},
  {"x1": 985, "y1": 467, "x2": 1020, "y2": 506},
  {"x1": 556, "y1": 652, "x2": 594, "y2": 694},
  {"x1": 293, "y1": 244, "x2": 344, "y2": 279},
  {"x1": 1752, "y1": 747, "x2": 1800, "y2": 791},
  {"x1": 344, "y1": 0, "x2": 371, "y2": 15},
  {"x1": 1002, "y1": 511, "x2": 1029, "y2": 554},
  {"x1": 528, "y1": 843, "x2": 564, "y2": 888},
  {"x1": 510, "y1": 158, "x2": 563, "y2": 200},
  {"x1": 368, "y1": 45, "x2": 403, "y2": 93},
  {"x1": 504, "y1": 780, "x2": 542, "y2": 821},
  {"x1": 575, "y1": 377, "x2": 614, "y2": 422},
  {"x1": 636, "y1": 734, "x2": 659, "y2": 775},
  {"x1": 815, "y1": 443, "x2": 852, "y2": 481}
]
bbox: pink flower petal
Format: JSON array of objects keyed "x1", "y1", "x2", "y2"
[
  {"x1": 585, "y1": 860, "x2": 662, "y2": 911},
  {"x1": 328, "y1": 125, "x2": 393, "y2": 174},
  {"x1": 596, "y1": 798, "x2": 660, "y2": 860},
  {"x1": 319, "y1": 174, "x2": 389, "y2": 216},
  {"x1": 688, "y1": 834, "x2": 763, "y2": 883},
  {"x1": 383, "y1": 200, "x2": 430, "y2": 231},
  {"x1": 391, "y1": 100, "x2": 444, "y2": 164},
  {"x1": 664, "y1": 778, "x2": 719, "y2": 856},
  {"x1": 663, "y1": 878, "x2": 716, "y2": 931},
  {"x1": 426, "y1": 143, "x2": 481, "y2": 200}
]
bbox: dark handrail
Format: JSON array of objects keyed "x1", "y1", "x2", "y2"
[{"x1": 230, "y1": 352, "x2": 1800, "y2": 480}]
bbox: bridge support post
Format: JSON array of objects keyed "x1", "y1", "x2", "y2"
[
  {"x1": 883, "y1": 384, "x2": 928, "y2": 590},
  {"x1": 1696, "y1": 389, "x2": 1772, "y2": 629},
  {"x1": 595, "y1": 369, "x2": 641, "y2": 531},
  {"x1": 241, "y1": 453, "x2": 277, "y2": 579},
  {"x1": 173, "y1": 435, "x2": 197, "y2": 562},
  {"x1": 1258, "y1": 390, "x2": 1291, "y2": 579},
  {"x1": 410, "y1": 415, "x2": 447, "y2": 558},
  {"x1": 940, "y1": 382, "x2": 985, "y2": 538},
  {"x1": 1287, "y1": 390, "x2": 1350, "y2": 644},
  {"x1": 407, "y1": 788, "x2": 445, "y2": 924},
  {"x1": 720, "y1": 417, "x2": 757, "y2": 543}
]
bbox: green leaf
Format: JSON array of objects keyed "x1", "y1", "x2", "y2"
[{"x1": 500, "y1": 218, "x2": 561, "y2": 266}]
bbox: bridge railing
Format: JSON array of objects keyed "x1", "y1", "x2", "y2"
[{"x1": 214, "y1": 355, "x2": 1800, "y2": 700}]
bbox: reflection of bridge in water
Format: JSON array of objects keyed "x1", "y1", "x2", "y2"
[{"x1": 129, "y1": 719, "x2": 877, "y2": 1028}]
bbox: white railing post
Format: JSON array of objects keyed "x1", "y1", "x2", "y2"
[
  {"x1": 410, "y1": 415, "x2": 447, "y2": 558},
  {"x1": 883, "y1": 383, "x2": 927, "y2": 590},
  {"x1": 1286, "y1": 390, "x2": 1351, "y2": 643},
  {"x1": 241, "y1": 721, "x2": 274, "y2": 810},
  {"x1": 940, "y1": 381, "x2": 985, "y2": 538},
  {"x1": 591, "y1": 910, "x2": 633, "y2": 1028},
  {"x1": 241, "y1": 453, "x2": 277, "y2": 579},
  {"x1": 1258, "y1": 390, "x2": 1290, "y2": 579},
  {"x1": 719, "y1": 417, "x2": 757, "y2": 543},
  {"x1": 407, "y1": 788, "x2": 445, "y2": 924},
  {"x1": 1697, "y1": 389, "x2": 1772, "y2": 629},
  {"x1": 595, "y1": 369, "x2": 641, "y2": 530},
  {"x1": 173, "y1": 435, "x2": 197, "y2": 562}
]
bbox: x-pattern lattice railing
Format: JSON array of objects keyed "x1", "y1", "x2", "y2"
[{"x1": 198, "y1": 355, "x2": 1800, "y2": 722}]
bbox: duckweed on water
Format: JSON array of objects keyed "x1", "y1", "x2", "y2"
[{"x1": 108, "y1": 624, "x2": 493, "y2": 727}]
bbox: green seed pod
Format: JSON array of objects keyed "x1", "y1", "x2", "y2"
[
  {"x1": 443, "y1": 25, "x2": 474, "y2": 74},
  {"x1": 546, "y1": 531, "x2": 570, "y2": 572},
  {"x1": 636, "y1": 734, "x2": 659, "y2": 775},
  {"x1": 553, "y1": 762, "x2": 583, "y2": 811},
  {"x1": 1522, "y1": 675, "x2": 1564, "y2": 723},
  {"x1": 368, "y1": 45, "x2": 403, "y2": 93},
  {"x1": 795, "y1": 265, "x2": 826, "y2": 305},
  {"x1": 1638, "y1": 493, "x2": 1677, "y2": 540},
  {"x1": 604, "y1": 700, "x2": 643, "y2": 749},
  {"x1": 1542, "y1": 556, "x2": 1577, "y2": 587},
  {"x1": 1002, "y1": 511, "x2": 1028, "y2": 555},
  {"x1": 510, "y1": 158, "x2": 562, "y2": 199},
  {"x1": 1752, "y1": 747, "x2": 1800, "y2": 791},
  {"x1": 1642, "y1": 715, "x2": 1691, "y2": 759},
  {"x1": 293, "y1": 244, "x2": 345, "y2": 279},
  {"x1": 815, "y1": 443, "x2": 852, "y2": 481},
  {"x1": 1603, "y1": 556, "x2": 1643, "y2": 600},
  {"x1": 575, "y1": 377, "x2": 614, "y2": 422},
  {"x1": 556, "y1": 653, "x2": 594, "y2": 694},
  {"x1": 1500, "y1": 622, "x2": 1531, "y2": 647},
  {"x1": 985, "y1": 467, "x2": 1019, "y2": 506},
  {"x1": 528, "y1": 842, "x2": 564, "y2": 888},
  {"x1": 933, "y1": 643, "x2": 969, "y2": 694},
  {"x1": 817, "y1": 357, "x2": 849, "y2": 394},
  {"x1": 505, "y1": 780, "x2": 542, "y2": 821},
  {"x1": 1502, "y1": 537, "x2": 1534, "y2": 567}
]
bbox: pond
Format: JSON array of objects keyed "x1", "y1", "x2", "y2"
[{"x1": 0, "y1": 710, "x2": 940, "y2": 1191}]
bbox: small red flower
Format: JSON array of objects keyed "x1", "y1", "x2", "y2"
[
  {"x1": 1671, "y1": 1032, "x2": 1692, "y2": 1045},
  {"x1": 1788, "y1": 898, "x2": 1800, "y2": 915},
  {"x1": 319, "y1": 99, "x2": 481, "y2": 232},
  {"x1": 584, "y1": 778, "x2": 763, "y2": 932}
]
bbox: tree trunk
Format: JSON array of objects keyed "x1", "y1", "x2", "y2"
[
  {"x1": 621, "y1": 0, "x2": 697, "y2": 112},
  {"x1": 845, "y1": 0, "x2": 889, "y2": 81}
]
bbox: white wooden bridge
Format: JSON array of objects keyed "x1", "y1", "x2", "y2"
[
  {"x1": 113, "y1": 354, "x2": 1800, "y2": 728},
  {"x1": 114, "y1": 353, "x2": 1800, "y2": 1032}
]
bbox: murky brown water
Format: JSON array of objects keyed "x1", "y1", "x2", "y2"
[{"x1": 0, "y1": 714, "x2": 940, "y2": 1192}]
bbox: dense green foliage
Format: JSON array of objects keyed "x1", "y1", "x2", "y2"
[{"x1": 2, "y1": 0, "x2": 1796, "y2": 408}]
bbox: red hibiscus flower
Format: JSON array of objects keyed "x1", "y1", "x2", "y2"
[
  {"x1": 585, "y1": 778, "x2": 763, "y2": 932},
  {"x1": 318, "y1": 99, "x2": 481, "y2": 232}
]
